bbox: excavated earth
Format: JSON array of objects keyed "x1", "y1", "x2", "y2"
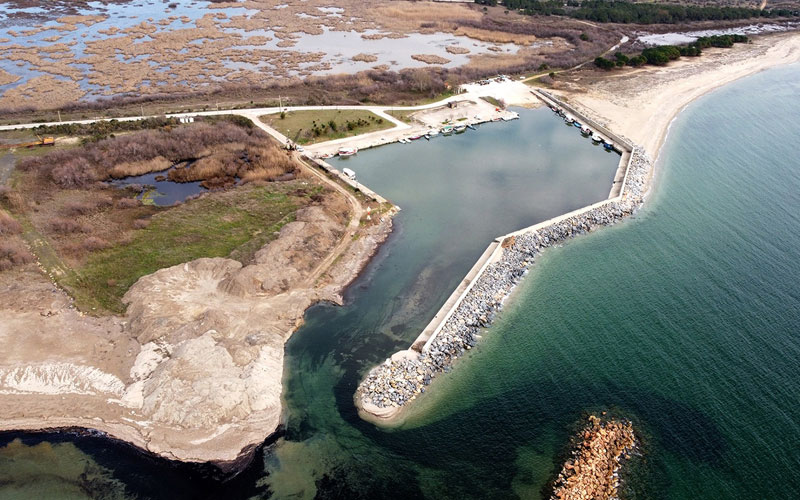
[{"x1": 0, "y1": 192, "x2": 392, "y2": 468}]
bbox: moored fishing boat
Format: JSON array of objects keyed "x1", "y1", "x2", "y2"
[
  {"x1": 427, "y1": 129, "x2": 439, "y2": 137},
  {"x1": 409, "y1": 133, "x2": 424, "y2": 141},
  {"x1": 441, "y1": 125, "x2": 454, "y2": 135},
  {"x1": 338, "y1": 147, "x2": 358, "y2": 156},
  {"x1": 502, "y1": 112, "x2": 520, "y2": 121},
  {"x1": 454, "y1": 124, "x2": 467, "y2": 133},
  {"x1": 581, "y1": 126, "x2": 592, "y2": 135},
  {"x1": 573, "y1": 121, "x2": 583, "y2": 128},
  {"x1": 591, "y1": 134, "x2": 603, "y2": 143}
]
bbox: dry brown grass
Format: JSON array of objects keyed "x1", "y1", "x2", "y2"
[
  {"x1": 454, "y1": 26, "x2": 538, "y2": 45},
  {"x1": 167, "y1": 142, "x2": 295, "y2": 186},
  {"x1": 0, "y1": 75, "x2": 85, "y2": 111},
  {"x1": 48, "y1": 217, "x2": 90, "y2": 234},
  {"x1": 108, "y1": 156, "x2": 171, "y2": 179},
  {"x1": 352, "y1": 53, "x2": 379, "y2": 63},
  {"x1": 411, "y1": 54, "x2": 451, "y2": 65},
  {"x1": 445, "y1": 45, "x2": 470, "y2": 55},
  {"x1": 0, "y1": 69, "x2": 21, "y2": 86}
]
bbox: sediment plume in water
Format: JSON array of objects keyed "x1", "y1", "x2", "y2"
[{"x1": 550, "y1": 415, "x2": 637, "y2": 500}]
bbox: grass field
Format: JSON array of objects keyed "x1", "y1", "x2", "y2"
[
  {"x1": 261, "y1": 109, "x2": 395, "y2": 144},
  {"x1": 59, "y1": 183, "x2": 317, "y2": 313}
]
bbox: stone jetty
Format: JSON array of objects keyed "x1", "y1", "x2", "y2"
[
  {"x1": 550, "y1": 415, "x2": 637, "y2": 500},
  {"x1": 356, "y1": 147, "x2": 653, "y2": 418}
]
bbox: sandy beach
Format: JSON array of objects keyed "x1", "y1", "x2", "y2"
[{"x1": 560, "y1": 31, "x2": 800, "y2": 159}]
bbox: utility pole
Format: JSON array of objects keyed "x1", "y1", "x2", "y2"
[
  {"x1": 141, "y1": 105, "x2": 144, "y2": 118},
  {"x1": 279, "y1": 95, "x2": 282, "y2": 111},
  {"x1": 57, "y1": 110, "x2": 62, "y2": 122}
]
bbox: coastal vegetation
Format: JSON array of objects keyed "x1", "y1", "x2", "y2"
[
  {"x1": 0, "y1": 119, "x2": 324, "y2": 313},
  {"x1": 261, "y1": 109, "x2": 394, "y2": 144},
  {"x1": 480, "y1": 0, "x2": 799, "y2": 23},
  {"x1": 595, "y1": 34, "x2": 749, "y2": 69},
  {"x1": 61, "y1": 184, "x2": 314, "y2": 313}
]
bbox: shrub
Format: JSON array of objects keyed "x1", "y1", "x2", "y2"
[
  {"x1": 0, "y1": 241, "x2": 34, "y2": 271},
  {"x1": 48, "y1": 218, "x2": 89, "y2": 234},
  {"x1": 82, "y1": 236, "x2": 110, "y2": 252},
  {"x1": 115, "y1": 198, "x2": 141, "y2": 209},
  {"x1": 51, "y1": 157, "x2": 98, "y2": 189},
  {"x1": 594, "y1": 57, "x2": 616, "y2": 70},
  {"x1": 132, "y1": 218, "x2": 150, "y2": 229},
  {"x1": 0, "y1": 210, "x2": 22, "y2": 236}
]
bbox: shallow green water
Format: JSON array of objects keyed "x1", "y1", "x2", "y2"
[{"x1": 2, "y1": 65, "x2": 800, "y2": 499}]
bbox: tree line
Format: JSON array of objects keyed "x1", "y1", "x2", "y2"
[
  {"x1": 594, "y1": 34, "x2": 749, "y2": 69},
  {"x1": 477, "y1": 0, "x2": 799, "y2": 23}
]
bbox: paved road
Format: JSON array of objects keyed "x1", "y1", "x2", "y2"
[{"x1": 0, "y1": 97, "x2": 469, "y2": 132}]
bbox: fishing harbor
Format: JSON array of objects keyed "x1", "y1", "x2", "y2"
[{"x1": 355, "y1": 91, "x2": 650, "y2": 422}]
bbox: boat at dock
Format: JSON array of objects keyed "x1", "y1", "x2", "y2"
[
  {"x1": 502, "y1": 112, "x2": 520, "y2": 121},
  {"x1": 427, "y1": 129, "x2": 439, "y2": 137},
  {"x1": 409, "y1": 134, "x2": 425, "y2": 141},
  {"x1": 338, "y1": 147, "x2": 358, "y2": 156},
  {"x1": 441, "y1": 125, "x2": 454, "y2": 135},
  {"x1": 573, "y1": 121, "x2": 583, "y2": 128},
  {"x1": 564, "y1": 115, "x2": 574, "y2": 124},
  {"x1": 591, "y1": 134, "x2": 603, "y2": 143},
  {"x1": 581, "y1": 126, "x2": 592, "y2": 136},
  {"x1": 454, "y1": 124, "x2": 467, "y2": 134},
  {"x1": 467, "y1": 124, "x2": 476, "y2": 130}
]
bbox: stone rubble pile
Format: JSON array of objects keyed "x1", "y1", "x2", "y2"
[
  {"x1": 550, "y1": 415, "x2": 637, "y2": 500},
  {"x1": 357, "y1": 148, "x2": 652, "y2": 412}
]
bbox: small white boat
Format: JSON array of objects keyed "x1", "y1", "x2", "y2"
[
  {"x1": 591, "y1": 134, "x2": 603, "y2": 143},
  {"x1": 441, "y1": 125, "x2": 454, "y2": 135},
  {"x1": 502, "y1": 112, "x2": 519, "y2": 121},
  {"x1": 427, "y1": 129, "x2": 439, "y2": 137},
  {"x1": 338, "y1": 147, "x2": 358, "y2": 156},
  {"x1": 454, "y1": 124, "x2": 467, "y2": 133}
]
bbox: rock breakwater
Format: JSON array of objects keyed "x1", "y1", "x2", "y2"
[
  {"x1": 550, "y1": 415, "x2": 637, "y2": 500},
  {"x1": 356, "y1": 147, "x2": 652, "y2": 418}
]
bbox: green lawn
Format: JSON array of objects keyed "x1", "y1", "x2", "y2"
[
  {"x1": 261, "y1": 109, "x2": 395, "y2": 145},
  {"x1": 60, "y1": 184, "x2": 312, "y2": 314}
]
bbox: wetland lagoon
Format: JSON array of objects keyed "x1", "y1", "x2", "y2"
[{"x1": 3, "y1": 66, "x2": 800, "y2": 499}]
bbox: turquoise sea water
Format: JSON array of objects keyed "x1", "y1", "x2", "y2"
[{"x1": 2, "y1": 64, "x2": 800, "y2": 499}]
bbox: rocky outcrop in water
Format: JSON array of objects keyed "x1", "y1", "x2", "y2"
[
  {"x1": 357, "y1": 147, "x2": 652, "y2": 415},
  {"x1": 550, "y1": 415, "x2": 637, "y2": 500}
]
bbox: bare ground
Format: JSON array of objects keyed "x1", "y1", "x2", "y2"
[{"x1": 0, "y1": 152, "x2": 395, "y2": 467}]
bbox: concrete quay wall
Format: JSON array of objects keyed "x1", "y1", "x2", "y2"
[
  {"x1": 305, "y1": 156, "x2": 391, "y2": 206},
  {"x1": 410, "y1": 241, "x2": 502, "y2": 352}
]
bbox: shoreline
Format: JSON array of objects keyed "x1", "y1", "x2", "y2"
[
  {"x1": 355, "y1": 31, "x2": 800, "y2": 425},
  {"x1": 2, "y1": 31, "x2": 800, "y2": 468},
  {"x1": 0, "y1": 144, "x2": 396, "y2": 468}
]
